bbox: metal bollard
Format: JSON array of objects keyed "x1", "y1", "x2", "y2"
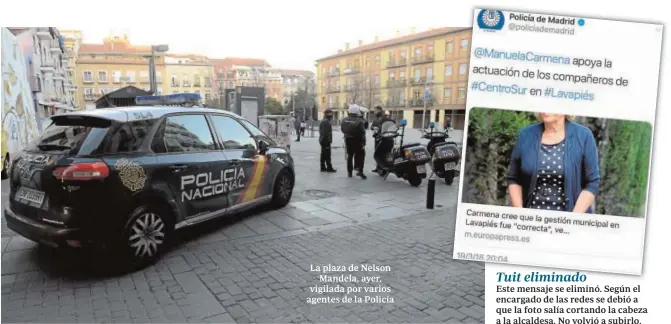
[{"x1": 426, "y1": 172, "x2": 435, "y2": 209}]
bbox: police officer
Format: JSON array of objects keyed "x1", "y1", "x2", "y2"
[
  {"x1": 370, "y1": 106, "x2": 395, "y2": 173},
  {"x1": 319, "y1": 109, "x2": 337, "y2": 173},
  {"x1": 341, "y1": 104, "x2": 367, "y2": 179}
]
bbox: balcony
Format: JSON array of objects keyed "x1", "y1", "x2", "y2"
[
  {"x1": 342, "y1": 67, "x2": 360, "y2": 75},
  {"x1": 410, "y1": 99, "x2": 425, "y2": 107},
  {"x1": 386, "y1": 79, "x2": 407, "y2": 88},
  {"x1": 35, "y1": 28, "x2": 51, "y2": 40},
  {"x1": 386, "y1": 99, "x2": 405, "y2": 108},
  {"x1": 387, "y1": 58, "x2": 407, "y2": 68},
  {"x1": 327, "y1": 70, "x2": 340, "y2": 77},
  {"x1": 40, "y1": 62, "x2": 55, "y2": 73},
  {"x1": 29, "y1": 76, "x2": 41, "y2": 92},
  {"x1": 327, "y1": 86, "x2": 340, "y2": 93},
  {"x1": 84, "y1": 93, "x2": 97, "y2": 101},
  {"x1": 411, "y1": 54, "x2": 435, "y2": 65},
  {"x1": 409, "y1": 78, "x2": 425, "y2": 86}
]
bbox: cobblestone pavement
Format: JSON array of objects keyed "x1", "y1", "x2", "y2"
[{"x1": 1, "y1": 128, "x2": 483, "y2": 323}]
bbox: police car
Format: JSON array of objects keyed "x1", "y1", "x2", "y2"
[{"x1": 3, "y1": 94, "x2": 295, "y2": 266}]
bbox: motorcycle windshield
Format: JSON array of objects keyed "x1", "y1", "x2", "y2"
[
  {"x1": 380, "y1": 121, "x2": 398, "y2": 137},
  {"x1": 426, "y1": 124, "x2": 447, "y2": 137}
]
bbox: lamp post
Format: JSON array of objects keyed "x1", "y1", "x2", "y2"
[{"x1": 148, "y1": 44, "x2": 169, "y2": 95}]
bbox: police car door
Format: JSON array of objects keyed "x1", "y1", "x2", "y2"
[
  {"x1": 153, "y1": 113, "x2": 230, "y2": 220},
  {"x1": 208, "y1": 114, "x2": 268, "y2": 210}
]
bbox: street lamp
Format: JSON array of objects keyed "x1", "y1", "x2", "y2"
[{"x1": 148, "y1": 44, "x2": 169, "y2": 95}]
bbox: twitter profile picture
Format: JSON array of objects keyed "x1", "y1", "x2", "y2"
[{"x1": 477, "y1": 9, "x2": 505, "y2": 31}]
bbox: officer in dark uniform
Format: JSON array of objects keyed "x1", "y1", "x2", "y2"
[
  {"x1": 370, "y1": 106, "x2": 395, "y2": 173},
  {"x1": 341, "y1": 104, "x2": 367, "y2": 179},
  {"x1": 319, "y1": 109, "x2": 337, "y2": 172}
]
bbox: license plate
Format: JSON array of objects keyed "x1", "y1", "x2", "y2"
[
  {"x1": 445, "y1": 162, "x2": 456, "y2": 170},
  {"x1": 15, "y1": 187, "x2": 45, "y2": 205},
  {"x1": 416, "y1": 165, "x2": 426, "y2": 174}
]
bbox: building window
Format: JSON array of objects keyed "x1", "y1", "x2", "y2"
[
  {"x1": 460, "y1": 39, "x2": 469, "y2": 49},
  {"x1": 204, "y1": 76, "x2": 212, "y2": 87},
  {"x1": 413, "y1": 69, "x2": 421, "y2": 81},
  {"x1": 365, "y1": 57, "x2": 370, "y2": 68},
  {"x1": 112, "y1": 71, "x2": 121, "y2": 83},
  {"x1": 400, "y1": 71, "x2": 406, "y2": 80},
  {"x1": 428, "y1": 45, "x2": 434, "y2": 54},
  {"x1": 459, "y1": 63, "x2": 467, "y2": 75},
  {"x1": 445, "y1": 65, "x2": 453, "y2": 76},
  {"x1": 126, "y1": 71, "x2": 136, "y2": 83},
  {"x1": 414, "y1": 47, "x2": 422, "y2": 58},
  {"x1": 446, "y1": 41, "x2": 453, "y2": 53},
  {"x1": 183, "y1": 74, "x2": 190, "y2": 87},
  {"x1": 97, "y1": 71, "x2": 107, "y2": 82},
  {"x1": 400, "y1": 50, "x2": 406, "y2": 58},
  {"x1": 374, "y1": 75, "x2": 380, "y2": 87},
  {"x1": 140, "y1": 71, "x2": 149, "y2": 83},
  {"x1": 389, "y1": 72, "x2": 395, "y2": 80},
  {"x1": 84, "y1": 87, "x2": 94, "y2": 100},
  {"x1": 375, "y1": 55, "x2": 380, "y2": 66},
  {"x1": 426, "y1": 67, "x2": 433, "y2": 81},
  {"x1": 443, "y1": 88, "x2": 452, "y2": 100},
  {"x1": 156, "y1": 72, "x2": 162, "y2": 83},
  {"x1": 171, "y1": 74, "x2": 179, "y2": 87},
  {"x1": 458, "y1": 87, "x2": 466, "y2": 99},
  {"x1": 83, "y1": 71, "x2": 93, "y2": 83},
  {"x1": 194, "y1": 75, "x2": 201, "y2": 87}
]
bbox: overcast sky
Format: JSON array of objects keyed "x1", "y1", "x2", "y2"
[{"x1": 53, "y1": 0, "x2": 476, "y2": 72}]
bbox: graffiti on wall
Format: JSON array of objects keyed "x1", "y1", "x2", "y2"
[{"x1": 2, "y1": 28, "x2": 40, "y2": 162}]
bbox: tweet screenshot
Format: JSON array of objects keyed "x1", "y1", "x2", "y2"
[{"x1": 453, "y1": 9, "x2": 663, "y2": 275}]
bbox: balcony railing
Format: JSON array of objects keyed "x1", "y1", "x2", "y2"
[
  {"x1": 386, "y1": 100, "x2": 405, "y2": 108},
  {"x1": 410, "y1": 78, "x2": 426, "y2": 85},
  {"x1": 342, "y1": 67, "x2": 360, "y2": 75},
  {"x1": 410, "y1": 99, "x2": 425, "y2": 107},
  {"x1": 29, "y1": 76, "x2": 41, "y2": 92},
  {"x1": 387, "y1": 58, "x2": 407, "y2": 68},
  {"x1": 327, "y1": 86, "x2": 340, "y2": 93},
  {"x1": 328, "y1": 70, "x2": 340, "y2": 77},
  {"x1": 386, "y1": 79, "x2": 407, "y2": 88},
  {"x1": 411, "y1": 54, "x2": 435, "y2": 64},
  {"x1": 343, "y1": 85, "x2": 356, "y2": 92}
]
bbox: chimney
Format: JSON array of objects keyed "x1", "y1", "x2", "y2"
[
  {"x1": 374, "y1": 35, "x2": 379, "y2": 43},
  {"x1": 358, "y1": 40, "x2": 363, "y2": 46},
  {"x1": 411, "y1": 27, "x2": 416, "y2": 34},
  {"x1": 345, "y1": 42, "x2": 350, "y2": 50}
]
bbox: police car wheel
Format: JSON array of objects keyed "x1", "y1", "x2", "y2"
[
  {"x1": 271, "y1": 170, "x2": 294, "y2": 208},
  {"x1": 122, "y1": 205, "x2": 172, "y2": 267}
]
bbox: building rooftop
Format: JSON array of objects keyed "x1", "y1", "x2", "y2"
[
  {"x1": 274, "y1": 69, "x2": 315, "y2": 77},
  {"x1": 211, "y1": 57, "x2": 271, "y2": 68},
  {"x1": 316, "y1": 27, "x2": 472, "y2": 62}
]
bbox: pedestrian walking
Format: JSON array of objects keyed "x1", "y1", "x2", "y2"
[
  {"x1": 341, "y1": 104, "x2": 367, "y2": 179},
  {"x1": 294, "y1": 116, "x2": 302, "y2": 142},
  {"x1": 319, "y1": 109, "x2": 337, "y2": 173}
]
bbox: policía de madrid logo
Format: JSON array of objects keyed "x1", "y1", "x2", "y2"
[{"x1": 477, "y1": 9, "x2": 505, "y2": 31}]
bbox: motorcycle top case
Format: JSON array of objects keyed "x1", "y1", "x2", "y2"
[
  {"x1": 435, "y1": 143, "x2": 461, "y2": 160},
  {"x1": 406, "y1": 146, "x2": 431, "y2": 163}
]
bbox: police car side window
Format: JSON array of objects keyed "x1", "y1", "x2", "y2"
[
  {"x1": 105, "y1": 120, "x2": 154, "y2": 153},
  {"x1": 209, "y1": 115, "x2": 257, "y2": 150},
  {"x1": 239, "y1": 119, "x2": 275, "y2": 145},
  {"x1": 162, "y1": 115, "x2": 216, "y2": 153}
]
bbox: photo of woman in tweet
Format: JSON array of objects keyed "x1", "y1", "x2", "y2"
[{"x1": 506, "y1": 113, "x2": 600, "y2": 213}]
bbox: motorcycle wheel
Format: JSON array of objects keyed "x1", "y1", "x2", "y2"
[
  {"x1": 408, "y1": 175, "x2": 422, "y2": 187},
  {"x1": 444, "y1": 170, "x2": 455, "y2": 185}
]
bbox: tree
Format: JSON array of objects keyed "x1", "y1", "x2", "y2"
[
  {"x1": 285, "y1": 89, "x2": 316, "y2": 119},
  {"x1": 264, "y1": 97, "x2": 286, "y2": 115}
]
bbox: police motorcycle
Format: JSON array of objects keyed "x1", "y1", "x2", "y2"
[
  {"x1": 423, "y1": 121, "x2": 461, "y2": 185},
  {"x1": 372, "y1": 119, "x2": 431, "y2": 187}
]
